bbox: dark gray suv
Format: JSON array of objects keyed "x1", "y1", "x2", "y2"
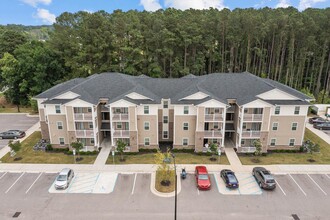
[{"x1": 252, "y1": 167, "x2": 276, "y2": 190}]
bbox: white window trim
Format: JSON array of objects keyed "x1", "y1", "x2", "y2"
[
  {"x1": 182, "y1": 138, "x2": 188, "y2": 146},
  {"x1": 289, "y1": 138, "x2": 295, "y2": 147},
  {"x1": 89, "y1": 122, "x2": 93, "y2": 129},
  {"x1": 184, "y1": 106, "x2": 189, "y2": 114},
  {"x1": 163, "y1": 131, "x2": 168, "y2": 139},
  {"x1": 294, "y1": 106, "x2": 300, "y2": 115},
  {"x1": 163, "y1": 116, "x2": 168, "y2": 124},
  {"x1": 275, "y1": 106, "x2": 280, "y2": 115},
  {"x1": 144, "y1": 106, "x2": 149, "y2": 114},
  {"x1": 292, "y1": 122, "x2": 298, "y2": 131},
  {"x1": 144, "y1": 137, "x2": 150, "y2": 146},
  {"x1": 59, "y1": 137, "x2": 65, "y2": 146},
  {"x1": 183, "y1": 122, "x2": 189, "y2": 130},
  {"x1": 55, "y1": 105, "x2": 61, "y2": 114},
  {"x1": 116, "y1": 123, "x2": 122, "y2": 129},
  {"x1": 57, "y1": 121, "x2": 63, "y2": 130},
  {"x1": 270, "y1": 138, "x2": 276, "y2": 147},
  {"x1": 144, "y1": 121, "x2": 150, "y2": 131},
  {"x1": 91, "y1": 138, "x2": 95, "y2": 144},
  {"x1": 272, "y1": 122, "x2": 278, "y2": 131},
  {"x1": 163, "y1": 100, "x2": 168, "y2": 109}
]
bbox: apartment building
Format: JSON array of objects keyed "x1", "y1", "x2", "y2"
[{"x1": 35, "y1": 72, "x2": 312, "y2": 153}]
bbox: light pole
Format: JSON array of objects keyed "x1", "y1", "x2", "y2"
[
  {"x1": 112, "y1": 149, "x2": 115, "y2": 165},
  {"x1": 171, "y1": 153, "x2": 177, "y2": 220}
]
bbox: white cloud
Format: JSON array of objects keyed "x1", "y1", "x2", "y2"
[
  {"x1": 35, "y1": 8, "x2": 56, "y2": 24},
  {"x1": 275, "y1": 0, "x2": 291, "y2": 8},
  {"x1": 21, "y1": 0, "x2": 52, "y2": 7},
  {"x1": 140, "y1": 0, "x2": 162, "y2": 11},
  {"x1": 298, "y1": 0, "x2": 326, "y2": 10},
  {"x1": 164, "y1": 0, "x2": 226, "y2": 10}
]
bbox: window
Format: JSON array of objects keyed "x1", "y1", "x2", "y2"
[
  {"x1": 292, "y1": 122, "x2": 298, "y2": 131},
  {"x1": 89, "y1": 123, "x2": 93, "y2": 129},
  {"x1": 254, "y1": 108, "x2": 263, "y2": 114},
  {"x1": 183, "y1": 122, "x2": 189, "y2": 130},
  {"x1": 163, "y1": 131, "x2": 168, "y2": 139},
  {"x1": 144, "y1": 138, "x2": 150, "y2": 146},
  {"x1": 270, "y1": 139, "x2": 276, "y2": 146},
  {"x1": 215, "y1": 108, "x2": 220, "y2": 114},
  {"x1": 115, "y1": 108, "x2": 121, "y2": 113},
  {"x1": 272, "y1": 122, "x2": 278, "y2": 131},
  {"x1": 214, "y1": 123, "x2": 219, "y2": 129},
  {"x1": 294, "y1": 106, "x2": 300, "y2": 115},
  {"x1": 144, "y1": 106, "x2": 149, "y2": 114},
  {"x1": 244, "y1": 108, "x2": 248, "y2": 113},
  {"x1": 163, "y1": 100, "x2": 168, "y2": 109},
  {"x1": 91, "y1": 138, "x2": 95, "y2": 144},
  {"x1": 183, "y1": 138, "x2": 188, "y2": 146},
  {"x1": 57, "y1": 121, "x2": 63, "y2": 130},
  {"x1": 116, "y1": 123, "x2": 122, "y2": 129},
  {"x1": 289, "y1": 138, "x2": 295, "y2": 146},
  {"x1": 275, "y1": 106, "x2": 280, "y2": 115},
  {"x1": 55, "y1": 105, "x2": 61, "y2": 114},
  {"x1": 144, "y1": 122, "x2": 150, "y2": 130},
  {"x1": 241, "y1": 140, "x2": 245, "y2": 145},
  {"x1": 242, "y1": 123, "x2": 246, "y2": 129},
  {"x1": 163, "y1": 116, "x2": 168, "y2": 124},
  {"x1": 87, "y1": 107, "x2": 92, "y2": 113},
  {"x1": 184, "y1": 106, "x2": 189, "y2": 114},
  {"x1": 59, "y1": 138, "x2": 65, "y2": 145}
]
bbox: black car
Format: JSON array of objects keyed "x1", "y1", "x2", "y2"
[
  {"x1": 252, "y1": 167, "x2": 276, "y2": 190},
  {"x1": 313, "y1": 122, "x2": 330, "y2": 130},
  {"x1": 220, "y1": 169, "x2": 239, "y2": 189},
  {"x1": 309, "y1": 117, "x2": 327, "y2": 124},
  {"x1": 0, "y1": 130, "x2": 26, "y2": 139}
]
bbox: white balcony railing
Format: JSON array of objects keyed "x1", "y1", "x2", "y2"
[
  {"x1": 241, "y1": 130, "x2": 261, "y2": 138},
  {"x1": 113, "y1": 130, "x2": 130, "y2": 138},
  {"x1": 205, "y1": 114, "x2": 223, "y2": 121},
  {"x1": 240, "y1": 147, "x2": 256, "y2": 153},
  {"x1": 243, "y1": 114, "x2": 263, "y2": 121},
  {"x1": 75, "y1": 130, "x2": 94, "y2": 138},
  {"x1": 204, "y1": 130, "x2": 222, "y2": 138},
  {"x1": 112, "y1": 114, "x2": 129, "y2": 121},
  {"x1": 74, "y1": 113, "x2": 93, "y2": 121}
]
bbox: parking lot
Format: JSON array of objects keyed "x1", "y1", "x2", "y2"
[
  {"x1": 1, "y1": 171, "x2": 330, "y2": 219},
  {"x1": 0, "y1": 114, "x2": 39, "y2": 149}
]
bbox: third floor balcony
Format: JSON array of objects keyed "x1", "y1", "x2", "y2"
[
  {"x1": 112, "y1": 113, "x2": 129, "y2": 121},
  {"x1": 74, "y1": 113, "x2": 92, "y2": 121}
]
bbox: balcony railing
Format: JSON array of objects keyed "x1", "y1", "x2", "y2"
[
  {"x1": 240, "y1": 147, "x2": 256, "y2": 153},
  {"x1": 241, "y1": 130, "x2": 261, "y2": 138},
  {"x1": 243, "y1": 114, "x2": 263, "y2": 121},
  {"x1": 74, "y1": 113, "x2": 93, "y2": 121},
  {"x1": 204, "y1": 130, "x2": 222, "y2": 138},
  {"x1": 204, "y1": 114, "x2": 223, "y2": 121},
  {"x1": 113, "y1": 130, "x2": 130, "y2": 138},
  {"x1": 75, "y1": 130, "x2": 94, "y2": 138},
  {"x1": 112, "y1": 114, "x2": 129, "y2": 121}
]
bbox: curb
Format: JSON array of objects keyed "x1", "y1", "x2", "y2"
[{"x1": 150, "y1": 171, "x2": 182, "y2": 198}]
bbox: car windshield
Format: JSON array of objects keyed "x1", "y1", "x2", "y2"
[
  {"x1": 198, "y1": 174, "x2": 209, "y2": 180},
  {"x1": 57, "y1": 175, "x2": 67, "y2": 181},
  {"x1": 266, "y1": 179, "x2": 275, "y2": 183},
  {"x1": 228, "y1": 174, "x2": 237, "y2": 183}
]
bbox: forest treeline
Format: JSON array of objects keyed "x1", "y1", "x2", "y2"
[{"x1": 0, "y1": 7, "x2": 330, "y2": 109}]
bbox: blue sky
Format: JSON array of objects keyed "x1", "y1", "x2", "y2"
[{"x1": 0, "y1": 0, "x2": 329, "y2": 25}]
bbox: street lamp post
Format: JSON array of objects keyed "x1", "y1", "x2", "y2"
[
  {"x1": 171, "y1": 153, "x2": 177, "y2": 220},
  {"x1": 112, "y1": 149, "x2": 115, "y2": 165}
]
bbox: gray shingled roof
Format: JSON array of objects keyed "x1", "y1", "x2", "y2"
[
  {"x1": 262, "y1": 100, "x2": 311, "y2": 106},
  {"x1": 35, "y1": 72, "x2": 312, "y2": 106}
]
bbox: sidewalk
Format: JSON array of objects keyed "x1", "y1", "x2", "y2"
[
  {"x1": 93, "y1": 138, "x2": 111, "y2": 166},
  {"x1": 224, "y1": 148, "x2": 242, "y2": 170},
  {"x1": 306, "y1": 122, "x2": 330, "y2": 143}
]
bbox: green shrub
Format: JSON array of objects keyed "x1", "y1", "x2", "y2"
[
  {"x1": 46, "y1": 144, "x2": 53, "y2": 151},
  {"x1": 139, "y1": 148, "x2": 158, "y2": 153},
  {"x1": 172, "y1": 148, "x2": 194, "y2": 153}
]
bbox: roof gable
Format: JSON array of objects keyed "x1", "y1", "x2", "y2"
[
  {"x1": 257, "y1": 88, "x2": 298, "y2": 100},
  {"x1": 126, "y1": 92, "x2": 152, "y2": 100},
  {"x1": 53, "y1": 91, "x2": 80, "y2": 100},
  {"x1": 180, "y1": 91, "x2": 209, "y2": 100}
]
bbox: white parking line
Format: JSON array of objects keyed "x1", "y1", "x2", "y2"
[
  {"x1": 197, "y1": 188, "x2": 200, "y2": 195},
  {"x1": 325, "y1": 174, "x2": 330, "y2": 180},
  {"x1": 307, "y1": 174, "x2": 327, "y2": 195},
  {"x1": 274, "y1": 179, "x2": 286, "y2": 196},
  {"x1": 5, "y1": 173, "x2": 25, "y2": 194},
  {"x1": 289, "y1": 174, "x2": 307, "y2": 196},
  {"x1": 131, "y1": 173, "x2": 137, "y2": 195},
  {"x1": 0, "y1": 172, "x2": 7, "y2": 180},
  {"x1": 25, "y1": 173, "x2": 43, "y2": 194}
]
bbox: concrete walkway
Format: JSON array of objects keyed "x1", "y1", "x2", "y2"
[
  {"x1": 306, "y1": 122, "x2": 330, "y2": 143},
  {"x1": 0, "y1": 121, "x2": 40, "y2": 159},
  {"x1": 93, "y1": 138, "x2": 111, "y2": 166},
  {"x1": 224, "y1": 148, "x2": 242, "y2": 170}
]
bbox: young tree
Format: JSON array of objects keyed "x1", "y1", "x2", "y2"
[
  {"x1": 8, "y1": 140, "x2": 21, "y2": 155},
  {"x1": 116, "y1": 140, "x2": 126, "y2": 162},
  {"x1": 209, "y1": 142, "x2": 218, "y2": 161},
  {"x1": 253, "y1": 139, "x2": 262, "y2": 162},
  {"x1": 304, "y1": 140, "x2": 320, "y2": 162},
  {"x1": 71, "y1": 141, "x2": 83, "y2": 160},
  {"x1": 154, "y1": 149, "x2": 173, "y2": 186}
]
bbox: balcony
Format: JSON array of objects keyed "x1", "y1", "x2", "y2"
[
  {"x1": 75, "y1": 130, "x2": 94, "y2": 138},
  {"x1": 243, "y1": 114, "x2": 262, "y2": 121},
  {"x1": 112, "y1": 114, "x2": 129, "y2": 121},
  {"x1": 205, "y1": 114, "x2": 223, "y2": 121},
  {"x1": 204, "y1": 130, "x2": 222, "y2": 138},
  {"x1": 240, "y1": 147, "x2": 256, "y2": 153},
  {"x1": 241, "y1": 130, "x2": 261, "y2": 138},
  {"x1": 74, "y1": 113, "x2": 92, "y2": 121},
  {"x1": 113, "y1": 130, "x2": 130, "y2": 138}
]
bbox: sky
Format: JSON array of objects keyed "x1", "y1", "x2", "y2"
[{"x1": 0, "y1": 0, "x2": 329, "y2": 25}]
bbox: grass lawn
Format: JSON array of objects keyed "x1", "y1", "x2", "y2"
[
  {"x1": 0, "y1": 93, "x2": 34, "y2": 113},
  {"x1": 106, "y1": 152, "x2": 229, "y2": 164},
  {"x1": 239, "y1": 128, "x2": 330, "y2": 165},
  {"x1": 0, "y1": 131, "x2": 97, "y2": 164},
  {"x1": 155, "y1": 170, "x2": 175, "y2": 193}
]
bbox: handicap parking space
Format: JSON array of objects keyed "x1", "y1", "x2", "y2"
[{"x1": 49, "y1": 172, "x2": 118, "y2": 194}]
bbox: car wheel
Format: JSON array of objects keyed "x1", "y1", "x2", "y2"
[{"x1": 259, "y1": 182, "x2": 262, "y2": 188}]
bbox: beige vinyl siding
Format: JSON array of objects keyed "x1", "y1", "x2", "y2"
[
  {"x1": 48, "y1": 115, "x2": 69, "y2": 146},
  {"x1": 174, "y1": 116, "x2": 196, "y2": 147},
  {"x1": 137, "y1": 115, "x2": 158, "y2": 146}
]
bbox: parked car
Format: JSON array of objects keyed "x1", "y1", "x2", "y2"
[
  {"x1": 252, "y1": 167, "x2": 276, "y2": 190},
  {"x1": 195, "y1": 166, "x2": 211, "y2": 190},
  {"x1": 220, "y1": 169, "x2": 239, "y2": 189},
  {"x1": 0, "y1": 130, "x2": 26, "y2": 139},
  {"x1": 54, "y1": 168, "x2": 75, "y2": 190},
  {"x1": 313, "y1": 122, "x2": 330, "y2": 130},
  {"x1": 309, "y1": 117, "x2": 327, "y2": 124}
]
